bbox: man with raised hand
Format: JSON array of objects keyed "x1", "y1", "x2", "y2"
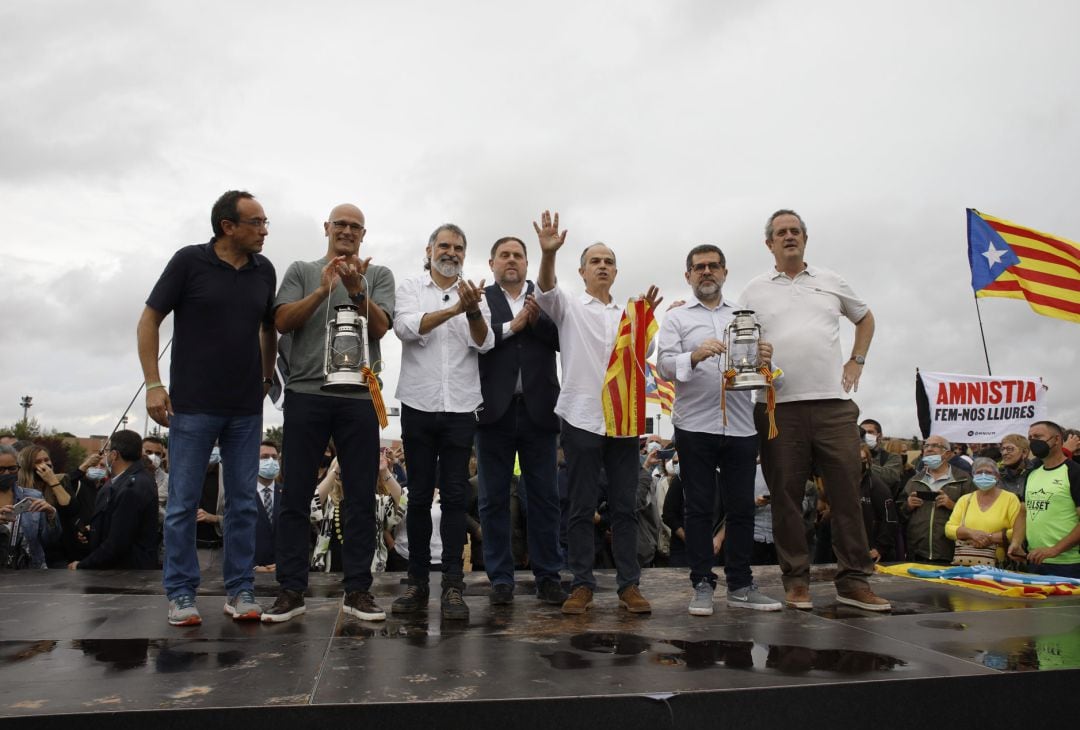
[{"x1": 534, "y1": 210, "x2": 661, "y2": 615}]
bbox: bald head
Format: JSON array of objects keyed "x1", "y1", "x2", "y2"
[{"x1": 324, "y1": 203, "x2": 366, "y2": 256}]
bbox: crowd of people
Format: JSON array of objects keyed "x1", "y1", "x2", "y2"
[{"x1": 3, "y1": 194, "x2": 1078, "y2": 629}]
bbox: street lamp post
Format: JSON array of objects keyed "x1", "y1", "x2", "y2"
[{"x1": 19, "y1": 395, "x2": 32, "y2": 424}]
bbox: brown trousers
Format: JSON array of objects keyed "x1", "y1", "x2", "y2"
[{"x1": 755, "y1": 399, "x2": 873, "y2": 593}]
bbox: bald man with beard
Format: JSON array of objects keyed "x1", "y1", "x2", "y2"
[{"x1": 262, "y1": 203, "x2": 396, "y2": 623}]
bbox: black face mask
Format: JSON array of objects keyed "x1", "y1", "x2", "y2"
[
  {"x1": 0, "y1": 473, "x2": 16, "y2": 492},
  {"x1": 1029, "y1": 439, "x2": 1051, "y2": 459},
  {"x1": 321, "y1": 456, "x2": 333, "y2": 470}
]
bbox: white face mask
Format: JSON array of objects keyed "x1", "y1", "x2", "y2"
[
  {"x1": 147, "y1": 454, "x2": 162, "y2": 469},
  {"x1": 864, "y1": 434, "x2": 878, "y2": 449},
  {"x1": 208, "y1": 447, "x2": 221, "y2": 466},
  {"x1": 665, "y1": 461, "x2": 677, "y2": 476},
  {"x1": 258, "y1": 458, "x2": 280, "y2": 480}
]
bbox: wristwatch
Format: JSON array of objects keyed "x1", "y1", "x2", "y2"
[{"x1": 850, "y1": 354, "x2": 866, "y2": 365}]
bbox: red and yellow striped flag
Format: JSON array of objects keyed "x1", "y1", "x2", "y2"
[
  {"x1": 968, "y1": 209, "x2": 1080, "y2": 323},
  {"x1": 602, "y1": 298, "x2": 658, "y2": 437}
]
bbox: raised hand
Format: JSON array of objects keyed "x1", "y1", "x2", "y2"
[
  {"x1": 532, "y1": 210, "x2": 567, "y2": 253},
  {"x1": 320, "y1": 257, "x2": 343, "y2": 295},
  {"x1": 641, "y1": 285, "x2": 663, "y2": 312}
]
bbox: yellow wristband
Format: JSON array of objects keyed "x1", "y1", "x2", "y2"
[{"x1": 146, "y1": 382, "x2": 165, "y2": 391}]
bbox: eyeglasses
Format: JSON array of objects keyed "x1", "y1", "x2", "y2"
[
  {"x1": 689, "y1": 261, "x2": 724, "y2": 273},
  {"x1": 1000, "y1": 445, "x2": 1019, "y2": 454},
  {"x1": 331, "y1": 220, "x2": 365, "y2": 232},
  {"x1": 922, "y1": 443, "x2": 947, "y2": 452},
  {"x1": 0, "y1": 465, "x2": 17, "y2": 473},
  {"x1": 234, "y1": 218, "x2": 270, "y2": 228}
]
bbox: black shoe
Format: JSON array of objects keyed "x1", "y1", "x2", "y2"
[
  {"x1": 536, "y1": 579, "x2": 568, "y2": 605},
  {"x1": 343, "y1": 591, "x2": 386, "y2": 621},
  {"x1": 391, "y1": 583, "x2": 430, "y2": 614},
  {"x1": 490, "y1": 583, "x2": 514, "y2": 605},
  {"x1": 441, "y1": 586, "x2": 470, "y2": 621},
  {"x1": 261, "y1": 589, "x2": 306, "y2": 623}
]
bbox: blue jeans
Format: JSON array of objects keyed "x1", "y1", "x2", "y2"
[
  {"x1": 475, "y1": 396, "x2": 563, "y2": 587},
  {"x1": 675, "y1": 428, "x2": 758, "y2": 591},
  {"x1": 163, "y1": 411, "x2": 262, "y2": 600},
  {"x1": 561, "y1": 420, "x2": 640, "y2": 592}
]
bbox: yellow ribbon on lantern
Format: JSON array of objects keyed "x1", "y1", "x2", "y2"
[{"x1": 721, "y1": 365, "x2": 780, "y2": 439}]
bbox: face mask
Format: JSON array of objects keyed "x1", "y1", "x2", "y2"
[
  {"x1": 208, "y1": 447, "x2": 221, "y2": 466},
  {"x1": 973, "y1": 473, "x2": 997, "y2": 490},
  {"x1": 922, "y1": 454, "x2": 943, "y2": 470},
  {"x1": 1029, "y1": 439, "x2": 1051, "y2": 460},
  {"x1": 320, "y1": 455, "x2": 333, "y2": 470},
  {"x1": 646, "y1": 442, "x2": 661, "y2": 454},
  {"x1": 0, "y1": 473, "x2": 15, "y2": 492},
  {"x1": 864, "y1": 434, "x2": 878, "y2": 449},
  {"x1": 147, "y1": 454, "x2": 162, "y2": 469},
  {"x1": 259, "y1": 458, "x2": 280, "y2": 480},
  {"x1": 87, "y1": 467, "x2": 108, "y2": 481},
  {"x1": 665, "y1": 461, "x2": 677, "y2": 476},
  {"x1": 673, "y1": 462, "x2": 680, "y2": 477}
]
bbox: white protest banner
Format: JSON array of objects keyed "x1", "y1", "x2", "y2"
[{"x1": 917, "y1": 371, "x2": 1047, "y2": 442}]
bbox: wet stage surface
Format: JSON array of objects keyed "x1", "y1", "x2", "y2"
[{"x1": 3, "y1": 566, "x2": 1080, "y2": 722}]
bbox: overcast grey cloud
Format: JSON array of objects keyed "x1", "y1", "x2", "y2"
[{"x1": 2, "y1": 0, "x2": 1078, "y2": 443}]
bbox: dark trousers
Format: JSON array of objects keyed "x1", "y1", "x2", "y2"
[
  {"x1": 755, "y1": 399, "x2": 873, "y2": 593},
  {"x1": 561, "y1": 420, "x2": 640, "y2": 592},
  {"x1": 278, "y1": 391, "x2": 379, "y2": 594},
  {"x1": 476, "y1": 396, "x2": 562, "y2": 587},
  {"x1": 400, "y1": 405, "x2": 475, "y2": 587},
  {"x1": 675, "y1": 428, "x2": 757, "y2": 590}
]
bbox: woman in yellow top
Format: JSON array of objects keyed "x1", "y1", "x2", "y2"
[{"x1": 945, "y1": 457, "x2": 1022, "y2": 565}]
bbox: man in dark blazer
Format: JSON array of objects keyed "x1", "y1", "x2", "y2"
[
  {"x1": 477, "y1": 236, "x2": 566, "y2": 605},
  {"x1": 254, "y1": 440, "x2": 283, "y2": 571}
]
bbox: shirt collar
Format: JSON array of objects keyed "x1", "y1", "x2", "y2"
[
  {"x1": 205, "y1": 239, "x2": 259, "y2": 270},
  {"x1": 579, "y1": 291, "x2": 620, "y2": 308},
  {"x1": 768, "y1": 263, "x2": 815, "y2": 281},
  {"x1": 686, "y1": 294, "x2": 732, "y2": 311},
  {"x1": 423, "y1": 274, "x2": 458, "y2": 292}
]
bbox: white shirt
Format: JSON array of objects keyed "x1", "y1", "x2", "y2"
[
  {"x1": 536, "y1": 285, "x2": 628, "y2": 436},
  {"x1": 739, "y1": 264, "x2": 868, "y2": 403},
  {"x1": 497, "y1": 285, "x2": 528, "y2": 393},
  {"x1": 656, "y1": 296, "x2": 757, "y2": 437},
  {"x1": 394, "y1": 273, "x2": 494, "y2": 413}
]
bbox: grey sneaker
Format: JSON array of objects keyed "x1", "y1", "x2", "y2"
[
  {"x1": 727, "y1": 585, "x2": 783, "y2": 612},
  {"x1": 224, "y1": 589, "x2": 263, "y2": 621},
  {"x1": 688, "y1": 581, "x2": 715, "y2": 616},
  {"x1": 168, "y1": 594, "x2": 202, "y2": 626}
]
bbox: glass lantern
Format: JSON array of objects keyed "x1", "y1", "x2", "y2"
[
  {"x1": 724, "y1": 310, "x2": 767, "y2": 390},
  {"x1": 322, "y1": 304, "x2": 370, "y2": 392}
]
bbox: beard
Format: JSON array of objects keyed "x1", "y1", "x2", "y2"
[
  {"x1": 432, "y1": 256, "x2": 462, "y2": 278},
  {"x1": 693, "y1": 280, "x2": 720, "y2": 300}
]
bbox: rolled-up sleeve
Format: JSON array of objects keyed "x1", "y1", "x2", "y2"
[
  {"x1": 469, "y1": 298, "x2": 495, "y2": 353},
  {"x1": 393, "y1": 277, "x2": 428, "y2": 344}
]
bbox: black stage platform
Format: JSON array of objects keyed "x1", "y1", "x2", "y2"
[{"x1": 3, "y1": 566, "x2": 1080, "y2": 728}]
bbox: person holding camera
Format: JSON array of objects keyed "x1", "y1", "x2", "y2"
[{"x1": 0, "y1": 445, "x2": 60, "y2": 569}]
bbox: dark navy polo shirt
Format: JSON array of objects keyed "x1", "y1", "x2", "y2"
[{"x1": 146, "y1": 239, "x2": 276, "y2": 416}]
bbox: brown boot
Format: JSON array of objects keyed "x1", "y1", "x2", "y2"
[
  {"x1": 836, "y1": 585, "x2": 891, "y2": 612},
  {"x1": 618, "y1": 585, "x2": 652, "y2": 614},
  {"x1": 561, "y1": 585, "x2": 594, "y2": 615},
  {"x1": 784, "y1": 585, "x2": 813, "y2": 610}
]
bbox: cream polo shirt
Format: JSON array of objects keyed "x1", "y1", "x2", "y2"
[{"x1": 738, "y1": 264, "x2": 868, "y2": 403}]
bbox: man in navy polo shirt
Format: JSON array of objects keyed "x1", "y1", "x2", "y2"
[{"x1": 138, "y1": 190, "x2": 278, "y2": 626}]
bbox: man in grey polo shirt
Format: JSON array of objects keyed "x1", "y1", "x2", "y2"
[
  {"x1": 262, "y1": 203, "x2": 395, "y2": 623},
  {"x1": 740, "y1": 209, "x2": 890, "y2": 612}
]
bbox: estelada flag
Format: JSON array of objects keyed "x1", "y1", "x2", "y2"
[
  {"x1": 644, "y1": 361, "x2": 674, "y2": 415},
  {"x1": 967, "y1": 209, "x2": 1080, "y2": 324},
  {"x1": 602, "y1": 298, "x2": 658, "y2": 436}
]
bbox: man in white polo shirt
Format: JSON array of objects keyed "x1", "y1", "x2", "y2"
[
  {"x1": 534, "y1": 210, "x2": 662, "y2": 615},
  {"x1": 740, "y1": 209, "x2": 889, "y2": 612}
]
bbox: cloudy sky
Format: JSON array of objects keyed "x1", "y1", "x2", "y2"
[{"x1": 2, "y1": 0, "x2": 1078, "y2": 443}]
